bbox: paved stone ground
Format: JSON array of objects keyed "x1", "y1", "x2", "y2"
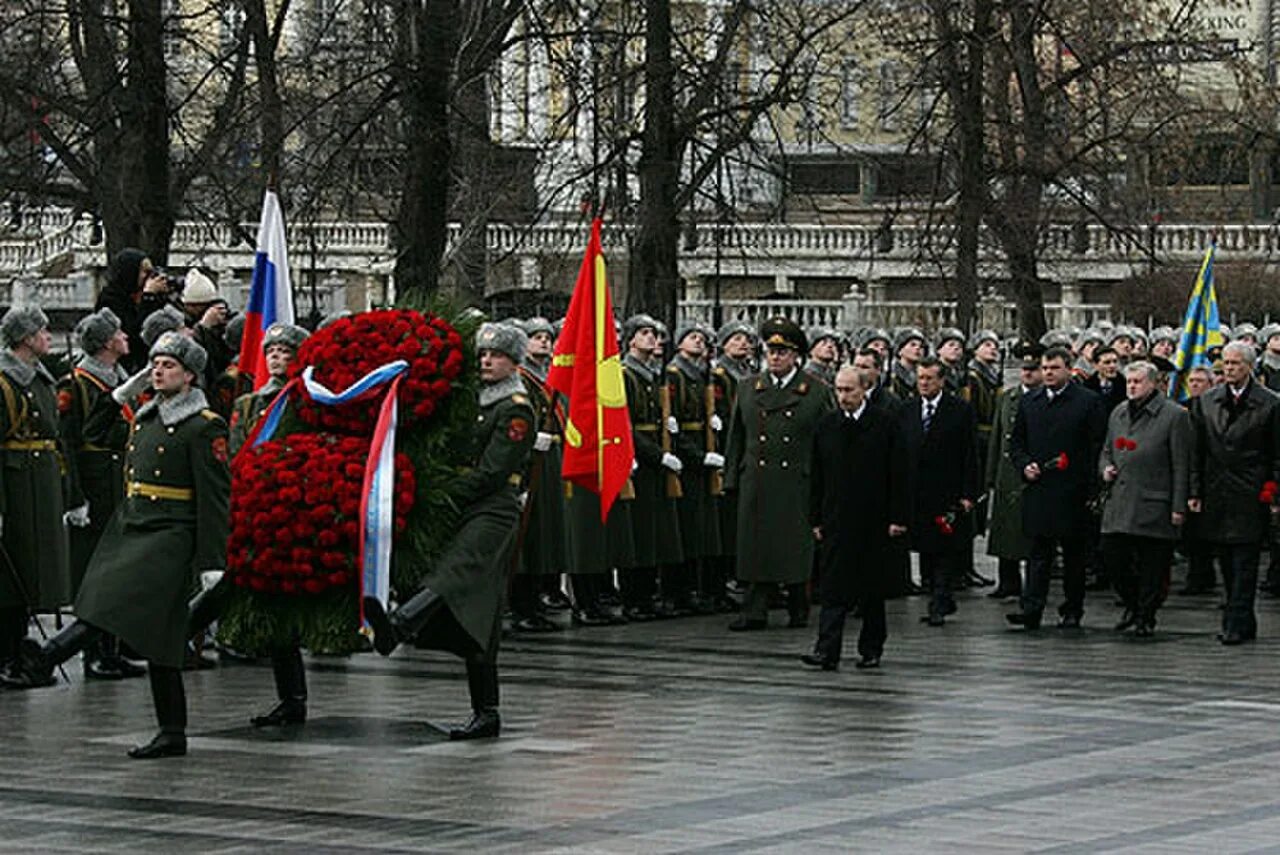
[{"x1": 6, "y1": 553, "x2": 1280, "y2": 853}]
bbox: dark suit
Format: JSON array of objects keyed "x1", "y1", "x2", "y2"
[
  {"x1": 901, "y1": 393, "x2": 979, "y2": 620},
  {"x1": 809, "y1": 403, "x2": 909, "y2": 661},
  {"x1": 1083, "y1": 373, "x2": 1126, "y2": 413},
  {"x1": 1010, "y1": 382, "x2": 1107, "y2": 621},
  {"x1": 868, "y1": 382, "x2": 911, "y2": 597}
]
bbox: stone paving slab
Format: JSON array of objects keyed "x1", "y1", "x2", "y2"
[{"x1": 6, "y1": 554, "x2": 1280, "y2": 852}]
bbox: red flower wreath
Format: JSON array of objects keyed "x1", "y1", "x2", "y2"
[
  {"x1": 290, "y1": 309, "x2": 465, "y2": 435},
  {"x1": 225, "y1": 433, "x2": 416, "y2": 596}
]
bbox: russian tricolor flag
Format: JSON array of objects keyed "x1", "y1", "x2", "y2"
[{"x1": 239, "y1": 189, "x2": 295, "y2": 391}]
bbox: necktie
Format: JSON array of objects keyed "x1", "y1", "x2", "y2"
[
  {"x1": 923, "y1": 400, "x2": 935, "y2": 433},
  {"x1": 776, "y1": 377, "x2": 784, "y2": 389}
]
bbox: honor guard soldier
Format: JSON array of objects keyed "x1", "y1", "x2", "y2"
[
  {"x1": 0, "y1": 306, "x2": 72, "y2": 687},
  {"x1": 961, "y1": 329, "x2": 1003, "y2": 588},
  {"x1": 890, "y1": 327, "x2": 925, "y2": 400},
  {"x1": 364, "y1": 322, "x2": 535, "y2": 739},
  {"x1": 6, "y1": 333, "x2": 231, "y2": 760},
  {"x1": 805, "y1": 328, "x2": 840, "y2": 387},
  {"x1": 228, "y1": 322, "x2": 309, "y2": 455},
  {"x1": 935, "y1": 328, "x2": 968, "y2": 396},
  {"x1": 510, "y1": 316, "x2": 570, "y2": 632},
  {"x1": 725, "y1": 317, "x2": 834, "y2": 630},
  {"x1": 59, "y1": 307, "x2": 146, "y2": 680},
  {"x1": 210, "y1": 314, "x2": 251, "y2": 419},
  {"x1": 708, "y1": 321, "x2": 754, "y2": 611}
]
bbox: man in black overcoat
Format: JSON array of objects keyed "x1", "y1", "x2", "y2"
[
  {"x1": 900, "y1": 357, "x2": 980, "y2": 626},
  {"x1": 802, "y1": 366, "x2": 909, "y2": 670},
  {"x1": 1188, "y1": 341, "x2": 1280, "y2": 644},
  {"x1": 1007, "y1": 346, "x2": 1107, "y2": 629}
]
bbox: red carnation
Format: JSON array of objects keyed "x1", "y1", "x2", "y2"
[{"x1": 1260, "y1": 481, "x2": 1278, "y2": 504}]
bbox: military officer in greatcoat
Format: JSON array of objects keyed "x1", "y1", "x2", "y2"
[
  {"x1": 6, "y1": 333, "x2": 230, "y2": 760},
  {"x1": 724, "y1": 317, "x2": 834, "y2": 630},
  {"x1": 58, "y1": 307, "x2": 147, "y2": 680},
  {"x1": 985, "y1": 342, "x2": 1043, "y2": 599},
  {"x1": 510, "y1": 316, "x2": 570, "y2": 632},
  {"x1": 665, "y1": 324, "x2": 722, "y2": 612},
  {"x1": 364, "y1": 322, "x2": 535, "y2": 739},
  {"x1": 0, "y1": 307, "x2": 73, "y2": 687}
]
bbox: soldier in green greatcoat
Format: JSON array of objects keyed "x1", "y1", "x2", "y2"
[
  {"x1": 986, "y1": 341, "x2": 1044, "y2": 598},
  {"x1": 509, "y1": 317, "x2": 569, "y2": 633},
  {"x1": 725, "y1": 317, "x2": 834, "y2": 631},
  {"x1": 0, "y1": 306, "x2": 72, "y2": 687},
  {"x1": 58, "y1": 307, "x2": 147, "y2": 681},
  {"x1": 708, "y1": 320, "x2": 754, "y2": 612},
  {"x1": 364, "y1": 322, "x2": 535, "y2": 740},
  {"x1": 6, "y1": 333, "x2": 230, "y2": 760},
  {"x1": 227, "y1": 322, "x2": 308, "y2": 456},
  {"x1": 665, "y1": 324, "x2": 722, "y2": 612}
]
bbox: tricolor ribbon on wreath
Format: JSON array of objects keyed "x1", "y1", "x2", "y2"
[{"x1": 240, "y1": 359, "x2": 409, "y2": 628}]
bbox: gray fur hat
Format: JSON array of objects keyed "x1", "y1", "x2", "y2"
[
  {"x1": 74, "y1": 307, "x2": 122, "y2": 355},
  {"x1": 523, "y1": 316, "x2": 555, "y2": 339},
  {"x1": 859, "y1": 327, "x2": 892, "y2": 349},
  {"x1": 1040, "y1": 329, "x2": 1073, "y2": 349},
  {"x1": 623, "y1": 314, "x2": 659, "y2": 346},
  {"x1": 808, "y1": 327, "x2": 840, "y2": 348},
  {"x1": 1234, "y1": 322, "x2": 1259, "y2": 341},
  {"x1": 141, "y1": 305, "x2": 185, "y2": 347},
  {"x1": 1107, "y1": 326, "x2": 1135, "y2": 346},
  {"x1": 673, "y1": 323, "x2": 707, "y2": 348},
  {"x1": 717, "y1": 320, "x2": 753, "y2": 346},
  {"x1": 1260, "y1": 323, "x2": 1280, "y2": 345},
  {"x1": 893, "y1": 326, "x2": 926, "y2": 353},
  {"x1": 1149, "y1": 326, "x2": 1178, "y2": 346},
  {"x1": 224, "y1": 314, "x2": 246, "y2": 352},
  {"x1": 653, "y1": 319, "x2": 669, "y2": 338},
  {"x1": 476, "y1": 322, "x2": 527, "y2": 364},
  {"x1": 0, "y1": 306, "x2": 49, "y2": 348},
  {"x1": 935, "y1": 327, "x2": 966, "y2": 348},
  {"x1": 969, "y1": 329, "x2": 999, "y2": 349},
  {"x1": 1078, "y1": 328, "x2": 1106, "y2": 348},
  {"x1": 262, "y1": 322, "x2": 309, "y2": 353},
  {"x1": 150, "y1": 330, "x2": 208, "y2": 377}
]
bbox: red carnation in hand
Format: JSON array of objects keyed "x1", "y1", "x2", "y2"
[
  {"x1": 1260, "y1": 480, "x2": 1278, "y2": 504},
  {"x1": 1114, "y1": 437, "x2": 1137, "y2": 451},
  {"x1": 1057, "y1": 452, "x2": 1069, "y2": 470}
]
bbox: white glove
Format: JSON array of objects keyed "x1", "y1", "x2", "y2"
[
  {"x1": 112, "y1": 367, "x2": 152, "y2": 405},
  {"x1": 661, "y1": 452, "x2": 684, "y2": 473},
  {"x1": 200, "y1": 570, "x2": 225, "y2": 591},
  {"x1": 703, "y1": 452, "x2": 725, "y2": 468},
  {"x1": 666, "y1": 416, "x2": 679, "y2": 435},
  {"x1": 64, "y1": 503, "x2": 90, "y2": 528},
  {"x1": 533, "y1": 432, "x2": 554, "y2": 452},
  {"x1": 517, "y1": 491, "x2": 529, "y2": 509},
  {"x1": 710, "y1": 414, "x2": 723, "y2": 432},
  {"x1": 0, "y1": 515, "x2": 6, "y2": 537},
  {"x1": 631, "y1": 459, "x2": 639, "y2": 474}
]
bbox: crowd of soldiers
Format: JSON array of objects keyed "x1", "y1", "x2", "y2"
[{"x1": 3, "y1": 244, "x2": 1280, "y2": 758}]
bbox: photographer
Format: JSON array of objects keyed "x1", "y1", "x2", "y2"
[
  {"x1": 94, "y1": 249, "x2": 174, "y2": 373},
  {"x1": 179, "y1": 269, "x2": 233, "y2": 388}
]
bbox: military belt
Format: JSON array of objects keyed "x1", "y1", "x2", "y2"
[
  {"x1": 126, "y1": 482, "x2": 194, "y2": 502},
  {"x1": 634, "y1": 424, "x2": 659, "y2": 432},
  {"x1": 81, "y1": 443, "x2": 118, "y2": 453},
  {"x1": 2, "y1": 439, "x2": 56, "y2": 451},
  {"x1": 680, "y1": 421, "x2": 705, "y2": 430}
]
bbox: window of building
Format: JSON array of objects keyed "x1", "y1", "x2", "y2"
[
  {"x1": 787, "y1": 156, "x2": 861, "y2": 195},
  {"x1": 877, "y1": 60, "x2": 903, "y2": 132},
  {"x1": 839, "y1": 61, "x2": 861, "y2": 130}
]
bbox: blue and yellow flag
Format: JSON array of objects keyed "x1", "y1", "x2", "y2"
[{"x1": 1170, "y1": 244, "x2": 1225, "y2": 400}]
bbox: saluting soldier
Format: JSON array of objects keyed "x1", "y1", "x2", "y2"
[
  {"x1": 665, "y1": 325, "x2": 722, "y2": 612},
  {"x1": 510, "y1": 316, "x2": 570, "y2": 632},
  {"x1": 0, "y1": 307, "x2": 72, "y2": 686},
  {"x1": 364, "y1": 322, "x2": 536, "y2": 739},
  {"x1": 58, "y1": 307, "x2": 146, "y2": 680},
  {"x1": 6, "y1": 333, "x2": 230, "y2": 760},
  {"x1": 725, "y1": 317, "x2": 835, "y2": 631}
]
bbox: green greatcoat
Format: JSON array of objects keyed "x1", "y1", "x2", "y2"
[
  {"x1": 666, "y1": 356, "x2": 720, "y2": 560},
  {"x1": 227, "y1": 376, "x2": 286, "y2": 457},
  {"x1": 724, "y1": 368, "x2": 834, "y2": 584},
  {"x1": 515, "y1": 364, "x2": 569, "y2": 577},
  {"x1": 621, "y1": 354, "x2": 680, "y2": 569},
  {"x1": 711, "y1": 362, "x2": 741, "y2": 556},
  {"x1": 418, "y1": 376, "x2": 534, "y2": 653},
  {"x1": 60, "y1": 358, "x2": 130, "y2": 596},
  {"x1": 74, "y1": 388, "x2": 230, "y2": 668},
  {"x1": 0, "y1": 352, "x2": 70, "y2": 612},
  {"x1": 985, "y1": 384, "x2": 1034, "y2": 561}
]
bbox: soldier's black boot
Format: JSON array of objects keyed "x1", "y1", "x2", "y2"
[
  {"x1": 251, "y1": 645, "x2": 307, "y2": 727},
  {"x1": 449, "y1": 657, "x2": 500, "y2": 740},
  {"x1": 129, "y1": 665, "x2": 187, "y2": 759},
  {"x1": 363, "y1": 589, "x2": 444, "y2": 657},
  {"x1": 2, "y1": 620, "x2": 101, "y2": 689}
]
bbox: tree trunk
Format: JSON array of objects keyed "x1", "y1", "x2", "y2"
[
  {"x1": 450, "y1": 68, "x2": 493, "y2": 299},
  {"x1": 245, "y1": 0, "x2": 285, "y2": 185},
  {"x1": 951, "y1": 0, "x2": 990, "y2": 334},
  {"x1": 1006, "y1": 241, "x2": 1046, "y2": 342},
  {"x1": 393, "y1": 0, "x2": 456, "y2": 299},
  {"x1": 626, "y1": 0, "x2": 681, "y2": 329}
]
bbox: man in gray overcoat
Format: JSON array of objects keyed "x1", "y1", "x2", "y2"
[{"x1": 1098, "y1": 361, "x2": 1191, "y2": 636}]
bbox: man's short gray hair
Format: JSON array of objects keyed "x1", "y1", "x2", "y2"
[
  {"x1": 836, "y1": 363, "x2": 871, "y2": 389},
  {"x1": 1224, "y1": 340, "x2": 1257, "y2": 365},
  {"x1": 1125, "y1": 360, "x2": 1159, "y2": 384}
]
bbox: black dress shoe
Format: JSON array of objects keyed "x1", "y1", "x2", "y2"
[
  {"x1": 362, "y1": 598, "x2": 399, "y2": 655},
  {"x1": 728, "y1": 617, "x2": 766, "y2": 632},
  {"x1": 0, "y1": 641, "x2": 56, "y2": 689},
  {"x1": 539, "y1": 591, "x2": 572, "y2": 612},
  {"x1": 800, "y1": 653, "x2": 838, "y2": 671},
  {"x1": 112, "y1": 656, "x2": 147, "y2": 678},
  {"x1": 127, "y1": 732, "x2": 187, "y2": 760},
  {"x1": 966, "y1": 572, "x2": 995, "y2": 587},
  {"x1": 622, "y1": 605, "x2": 657, "y2": 622},
  {"x1": 250, "y1": 699, "x2": 307, "y2": 728},
  {"x1": 1114, "y1": 610, "x2": 1136, "y2": 631},
  {"x1": 513, "y1": 614, "x2": 560, "y2": 633},
  {"x1": 1058, "y1": 614, "x2": 1082, "y2": 629},
  {"x1": 83, "y1": 656, "x2": 127, "y2": 681},
  {"x1": 1006, "y1": 612, "x2": 1041, "y2": 630},
  {"x1": 940, "y1": 600, "x2": 957, "y2": 617},
  {"x1": 449, "y1": 709, "x2": 500, "y2": 740},
  {"x1": 855, "y1": 656, "x2": 881, "y2": 669},
  {"x1": 1133, "y1": 623, "x2": 1154, "y2": 638},
  {"x1": 570, "y1": 609, "x2": 613, "y2": 627},
  {"x1": 1219, "y1": 631, "x2": 1247, "y2": 646}
]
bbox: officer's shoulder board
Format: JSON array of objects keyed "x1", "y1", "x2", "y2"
[
  {"x1": 200, "y1": 408, "x2": 226, "y2": 424},
  {"x1": 510, "y1": 393, "x2": 530, "y2": 407},
  {"x1": 713, "y1": 365, "x2": 727, "y2": 377}
]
